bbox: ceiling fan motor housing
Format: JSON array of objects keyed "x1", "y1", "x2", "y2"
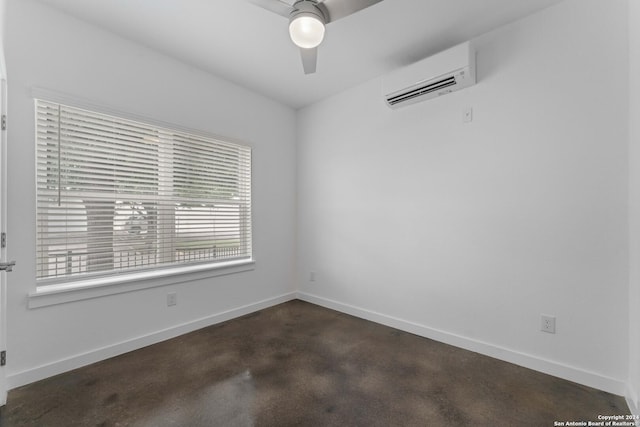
[{"x1": 290, "y1": 0, "x2": 326, "y2": 25}]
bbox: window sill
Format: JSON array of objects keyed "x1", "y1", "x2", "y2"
[{"x1": 28, "y1": 259, "x2": 255, "y2": 309}]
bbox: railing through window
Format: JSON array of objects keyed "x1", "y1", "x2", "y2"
[{"x1": 47, "y1": 246, "x2": 242, "y2": 278}]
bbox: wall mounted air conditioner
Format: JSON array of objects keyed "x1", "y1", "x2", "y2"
[{"x1": 383, "y1": 41, "x2": 476, "y2": 109}]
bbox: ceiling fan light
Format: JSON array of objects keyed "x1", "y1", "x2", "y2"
[{"x1": 289, "y1": 13, "x2": 325, "y2": 49}]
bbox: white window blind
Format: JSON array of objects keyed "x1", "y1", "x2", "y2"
[{"x1": 36, "y1": 99, "x2": 252, "y2": 282}]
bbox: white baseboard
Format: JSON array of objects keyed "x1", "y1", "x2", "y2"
[
  {"x1": 8, "y1": 292, "x2": 297, "y2": 389},
  {"x1": 8, "y1": 291, "x2": 628, "y2": 399},
  {"x1": 627, "y1": 383, "x2": 639, "y2": 419},
  {"x1": 297, "y1": 291, "x2": 626, "y2": 396}
]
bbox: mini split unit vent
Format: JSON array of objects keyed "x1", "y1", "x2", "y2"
[{"x1": 383, "y1": 42, "x2": 476, "y2": 109}]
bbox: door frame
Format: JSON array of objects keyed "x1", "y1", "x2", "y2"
[
  {"x1": 0, "y1": 0, "x2": 8, "y2": 405},
  {"x1": 0, "y1": 76, "x2": 7, "y2": 406}
]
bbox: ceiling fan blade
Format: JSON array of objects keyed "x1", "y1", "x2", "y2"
[
  {"x1": 300, "y1": 47, "x2": 318, "y2": 74},
  {"x1": 246, "y1": 0, "x2": 292, "y2": 18},
  {"x1": 319, "y1": 0, "x2": 384, "y2": 23}
]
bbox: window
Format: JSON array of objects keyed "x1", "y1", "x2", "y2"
[{"x1": 36, "y1": 100, "x2": 252, "y2": 282}]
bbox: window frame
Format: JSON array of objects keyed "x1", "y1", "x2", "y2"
[{"x1": 30, "y1": 89, "x2": 255, "y2": 306}]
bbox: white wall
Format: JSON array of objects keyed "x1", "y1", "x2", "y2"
[
  {"x1": 297, "y1": 0, "x2": 629, "y2": 394},
  {"x1": 628, "y1": 0, "x2": 640, "y2": 414},
  {"x1": 5, "y1": 0, "x2": 296, "y2": 386}
]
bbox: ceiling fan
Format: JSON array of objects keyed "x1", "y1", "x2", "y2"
[{"x1": 247, "y1": 0, "x2": 384, "y2": 74}]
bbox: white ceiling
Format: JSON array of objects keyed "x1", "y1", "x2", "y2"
[{"x1": 35, "y1": 0, "x2": 564, "y2": 109}]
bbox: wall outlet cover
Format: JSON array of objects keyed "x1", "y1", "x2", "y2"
[
  {"x1": 541, "y1": 314, "x2": 556, "y2": 334},
  {"x1": 167, "y1": 292, "x2": 177, "y2": 307}
]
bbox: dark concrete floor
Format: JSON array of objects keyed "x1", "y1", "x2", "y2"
[{"x1": 0, "y1": 300, "x2": 630, "y2": 426}]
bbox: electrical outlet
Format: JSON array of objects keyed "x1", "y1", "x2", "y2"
[
  {"x1": 541, "y1": 314, "x2": 556, "y2": 334},
  {"x1": 167, "y1": 292, "x2": 177, "y2": 307},
  {"x1": 309, "y1": 271, "x2": 316, "y2": 282}
]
